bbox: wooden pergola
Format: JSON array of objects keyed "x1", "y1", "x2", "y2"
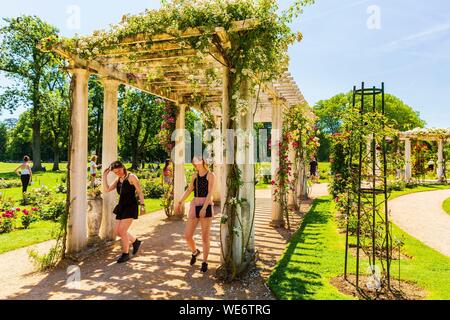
[
  {"x1": 45, "y1": 18, "x2": 311, "y2": 258},
  {"x1": 399, "y1": 128, "x2": 450, "y2": 182}
]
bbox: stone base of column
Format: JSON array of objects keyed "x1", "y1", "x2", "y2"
[
  {"x1": 66, "y1": 239, "x2": 120, "y2": 262},
  {"x1": 270, "y1": 219, "x2": 285, "y2": 228}
]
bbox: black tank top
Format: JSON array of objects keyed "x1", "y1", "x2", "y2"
[
  {"x1": 194, "y1": 173, "x2": 209, "y2": 197},
  {"x1": 116, "y1": 175, "x2": 138, "y2": 205}
]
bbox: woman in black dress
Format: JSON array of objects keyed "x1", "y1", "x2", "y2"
[{"x1": 103, "y1": 161, "x2": 145, "y2": 263}]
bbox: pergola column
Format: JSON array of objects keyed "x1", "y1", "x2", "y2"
[
  {"x1": 100, "y1": 78, "x2": 120, "y2": 241},
  {"x1": 229, "y1": 79, "x2": 255, "y2": 266},
  {"x1": 67, "y1": 68, "x2": 90, "y2": 254},
  {"x1": 404, "y1": 138, "x2": 412, "y2": 181},
  {"x1": 212, "y1": 115, "x2": 223, "y2": 204},
  {"x1": 220, "y1": 66, "x2": 231, "y2": 264},
  {"x1": 174, "y1": 104, "x2": 186, "y2": 217},
  {"x1": 437, "y1": 138, "x2": 445, "y2": 182},
  {"x1": 288, "y1": 142, "x2": 297, "y2": 207},
  {"x1": 270, "y1": 100, "x2": 284, "y2": 227}
]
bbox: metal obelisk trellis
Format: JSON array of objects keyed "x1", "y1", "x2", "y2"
[{"x1": 344, "y1": 82, "x2": 392, "y2": 292}]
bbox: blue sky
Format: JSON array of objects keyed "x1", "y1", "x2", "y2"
[{"x1": 0, "y1": 0, "x2": 449, "y2": 128}]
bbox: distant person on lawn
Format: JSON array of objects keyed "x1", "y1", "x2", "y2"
[
  {"x1": 15, "y1": 156, "x2": 33, "y2": 193},
  {"x1": 163, "y1": 159, "x2": 173, "y2": 185},
  {"x1": 103, "y1": 161, "x2": 144, "y2": 264},
  {"x1": 89, "y1": 155, "x2": 100, "y2": 187}
]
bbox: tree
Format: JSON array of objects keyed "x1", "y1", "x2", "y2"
[
  {"x1": 5, "y1": 111, "x2": 33, "y2": 161},
  {"x1": 0, "y1": 122, "x2": 7, "y2": 161},
  {"x1": 40, "y1": 72, "x2": 70, "y2": 171},
  {"x1": 88, "y1": 76, "x2": 104, "y2": 161},
  {"x1": 0, "y1": 15, "x2": 62, "y2": 171},
  {"x1": 118, "y1": 88, "x2": 165, "y2": 169},
  {"x1": 314, "y1": 92, "x2": 426, "y2": 161}
]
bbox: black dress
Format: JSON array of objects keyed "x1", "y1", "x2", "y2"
[{"x1": 114, "y1": 175, "x2": 139, "y2": 220}]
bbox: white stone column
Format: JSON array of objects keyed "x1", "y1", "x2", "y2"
[
  {"x1": 174, "y1": 104, "x2": 186, "y2": 217},
  {"x1": 212, "y1": 115, "x2": 223, "y2": 204},
  {"x1": 288, "y1": 142, "x2": 297, "y2": 207},
  {"x1": 220, "y1": 66, "x2": 230, "y2": 263},
  {"x1": 100, "y1": 78, "x2": 119, "y2": 241},
  {"x1": 67, "y1": 68, "x2": 89, "y2": 254},
  {"x1": 270, "y1": 100, "x2": 284, "y2": 227},
  {"x1": 437, "y1": 139, "x2": 445, "y2": 182},
  {"x1": 237, "y1": 84, "x2": 255, "y2": 253},
  {"x1": 405, "y1": 138, "x2": 412, "y2": 181}
]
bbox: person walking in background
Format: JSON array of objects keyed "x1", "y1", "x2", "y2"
[
  {"x1": 15, "y1": 156, "x2": 33, "y2": 193},
  {"x1": 89, "y1": 155, "x2": 100, "y2": 187},
  {"x1": 103, "y1": 161, "x2": 144, "y2": 264},
  {"x1": 162, "y1": 159, "x2": 173, "y2": 185},
  {"x1": 175, "y1": 156, "x2": 215, "y2": 273},
  {"x1": 309, "y1": 155, "x2": 319, "y2": 183}
]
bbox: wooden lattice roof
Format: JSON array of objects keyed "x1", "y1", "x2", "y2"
[{"x1": 46, "y1": 18, "x2": 309, "y2": 117}]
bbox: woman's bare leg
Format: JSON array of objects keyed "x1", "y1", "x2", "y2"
[
  {"x1": 199, "y1": 218, "x2": 213, "y2": 262},
  {"x1": 127, "y1": 233, "x2": 136, "y2": 244},
  {"x1": 184, "y1": 218, "x2": 199, "y2": 253},
  {"x1": 118, "y1": 219, "x2": 133, "y2": 254}
]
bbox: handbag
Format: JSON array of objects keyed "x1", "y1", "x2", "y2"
[{"x1": 195, "y1": 173, "x2": 213, "y2": 218}]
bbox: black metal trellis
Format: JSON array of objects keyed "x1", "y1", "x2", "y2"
[{"x1": 344, "y1": 82, "x2": 392, "y2": 292}]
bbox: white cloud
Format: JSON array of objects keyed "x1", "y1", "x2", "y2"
[{"x1": 380, "y1": 22, "x2": 450, "y2": 53}]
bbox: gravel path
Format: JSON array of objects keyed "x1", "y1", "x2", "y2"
[
  {"x1": 390, "y1": 189, "x2": 450, "y2": 257},
  {"x1": 0, "y1": 183, "x2": 328, "y2": 300}
]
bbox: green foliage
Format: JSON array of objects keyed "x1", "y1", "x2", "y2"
[
  {"x1": 387, "y1": 180, "x2": 406, "y2": 192},
  {"x1": 118, "y1": 88, "x2": 167, "y2": 167},
  {"x1": 20, "y1": 208, "x2": 38, "y2": 229},
  {"x1": 142, "y1": 180, "x2": 165, "y2": 199},
  {"x1": 443, "y1": 197, "x2": 450, "y2": 216},
  {"x1": 39, "y1": 200, "x2": 65, "y2": 221},
  {"x1": 0, "y1": 123, "x2": 7, "y2": 161},
  {"x1": 0, "y1": 179, "x2": 22, "y2": 189},
  {"x1": 314, "y1": 92, "x2": 426, "y2": 161},
  {"x1": 0, "y1": 15, "x2": 66, "y2": 170}
]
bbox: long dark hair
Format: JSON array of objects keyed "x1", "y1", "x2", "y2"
[
  {"x1": 163, "y1": 159, "x2": 172, "y2": 172},
  {"x1": 109, "y1": 160, "x2": 128, "y2": 176}
]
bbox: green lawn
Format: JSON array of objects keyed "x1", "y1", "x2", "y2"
[
  {"x1": 0, "y1": 220, "x2": 59, "y2": 254},
  {"x1": 318, "y1": 162, "x2": 331, "y2": 182},
  {"x1": 443, "y1": 197, "x2": 450, "y2": 216},
  {"x1": 269, "y1": 183, "x2": 450, "y2": 300}
]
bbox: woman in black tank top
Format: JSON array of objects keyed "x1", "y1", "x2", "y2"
[
  {"x1": 103, "y1": 161, "x2": 145, "y2": 264},
  {"x1": 176, "y1": 156, "x2": 216, "y2": 273}
]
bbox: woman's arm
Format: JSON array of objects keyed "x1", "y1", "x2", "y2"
[
  {"x1": 200, "y1": 173, "x2": 215, "y2": 217},
  {"x1": 178, "y1": 174, "x2": 196, "y2": 204},
  {"x1": 102, "y1": 168, "x2": 118, "y2": 193},
  {"x1": 28, "y1": 164, "x2": 33, "y2": 181},
  {"x1": 14, "y1": 165, "x2": 21, "y2": 176},
  {"x1": 175, "y1": 174, "x2": 196, "y2": 213}
]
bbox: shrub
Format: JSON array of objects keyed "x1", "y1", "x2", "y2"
[
  {"x1": 0, "y1": 179, "x2": 22, "y2": 189},
  {"x1": 0, "y1": 210, "x2": 16, "y2": 234},
  {"x1": 21, "y1": 208, "x2": 38, "y2": 229},
  {"x1": 55, "y1": 184, "x2": 67, "y2": 194},
  {"x1": 40, "y1": 200, "x2": 66, "y2": 222},
  {"x1": 387, "y1": 180, "x2": 406, "y2": 192},
  {"x1": 142, "y1": 180, "x2": 165, "y2": 199},
  {"x1": 0, "y1": 197, "x2": 15, "y2": 212},
  {"x1": 21, "y1": 186, "x2": 52, "y2": 206}
]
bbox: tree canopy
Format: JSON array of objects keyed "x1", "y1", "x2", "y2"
[{"x1": 314, "y1": 91, "x2": 426, "y2": 161}]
